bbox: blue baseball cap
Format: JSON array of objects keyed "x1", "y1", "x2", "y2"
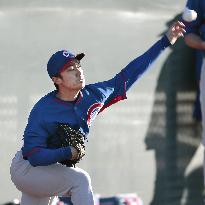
[{"x1": 47, "y1": 50, "x2": 85, "y2": 78}]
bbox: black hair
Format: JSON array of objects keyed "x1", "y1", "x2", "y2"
[
  {"x1": 54, "y1": 83, "x2": 59, "y2": 90},
  {"x1": 53, "y1": 73, "x2": 62, "y2": 90}
]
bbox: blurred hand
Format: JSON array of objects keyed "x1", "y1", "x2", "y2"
[{"x1": 166, "y1": 21, "x2": 186, "y2": 45}]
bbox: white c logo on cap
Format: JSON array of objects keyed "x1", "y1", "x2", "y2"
[{"x1": 63, "y1": 51, "x2": 70, "y2": 57}]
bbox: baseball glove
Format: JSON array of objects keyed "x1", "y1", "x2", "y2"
[{"x1": 47, "y1": 123, "x2": 86, "y2": 167}]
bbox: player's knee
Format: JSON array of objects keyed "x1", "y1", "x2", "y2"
[{"x1": 77, "y1": 169, "x2": 92, "y2": 187}]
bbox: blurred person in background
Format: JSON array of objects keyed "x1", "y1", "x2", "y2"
[{"x1": 183, "y1": 0, "x2": 205, "y2": 186}]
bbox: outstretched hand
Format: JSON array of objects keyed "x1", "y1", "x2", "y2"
[{"x1": 166, "y1": 21, "x2": 186, "y2": 45}]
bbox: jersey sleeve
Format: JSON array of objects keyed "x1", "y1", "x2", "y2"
[
  {"x1": 22, "y1": 106, "x2": 72, "y2": 166},
  {"x1": 92, "y1": 35, "x2": 170, "y2": 112}
]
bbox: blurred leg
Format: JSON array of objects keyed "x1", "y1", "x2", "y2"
[
  {"x1": 200, "y1": 59, "x2": 205, "y2": 190},
  {"x1": 200, "y1": 60, "x2": 205, "y2": 145}
]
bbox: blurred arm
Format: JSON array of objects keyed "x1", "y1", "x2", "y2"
[{"x1": 185, "y1": 33, "x2": 205, "y2": 50}]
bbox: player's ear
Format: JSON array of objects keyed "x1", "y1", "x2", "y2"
[{"x1": 52, "y1": 76, "x2": 62, "y2": 85}]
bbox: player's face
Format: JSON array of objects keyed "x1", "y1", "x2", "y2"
[{"x1": 57, "y1": 60, "x2": 85, "y2": 91}]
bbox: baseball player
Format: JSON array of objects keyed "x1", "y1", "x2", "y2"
[
  {"x1": 10, "y1": 21, "x2": 185, "y2": 205},
  {"x1": 183, "y1": 0, "x2": 205, "y2": 187}
]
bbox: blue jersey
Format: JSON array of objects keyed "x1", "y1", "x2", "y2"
[
  {"x1": 22, "y1": 35, "x2": 170, "y2": 166},
  {"x1": 184, "y1": 0, "x2": 205, "y2": 39}
]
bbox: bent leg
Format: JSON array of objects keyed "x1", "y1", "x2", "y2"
[
  {"x1": 21, "y1": 192, "x2": 51, "y2": 205},
  {"x1": 68, "y1": 168, "x2": 94, "y2": 205},
  {"x1": 11, "y1": 151, "x2": 94, "y2": 205}
]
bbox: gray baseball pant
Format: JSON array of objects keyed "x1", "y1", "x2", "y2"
[{"x1": 10, "y1": 151, "x2": 94, "y2": 205}]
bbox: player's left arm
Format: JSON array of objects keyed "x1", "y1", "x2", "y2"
[
  {"x1": 122, "y1": 21, "x2": 185, "y2": 91},
  {"x1": 93, "y1": 21, "x2": 185, "y2": 112}
]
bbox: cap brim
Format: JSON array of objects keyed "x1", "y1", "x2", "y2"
[{"x1": 75, "y1": 53, "x2": 85, "y2": 61}]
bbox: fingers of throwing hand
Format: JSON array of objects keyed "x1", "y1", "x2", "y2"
[{"x1": 172, "y1": 21, "x2": 186, "y2": 36}]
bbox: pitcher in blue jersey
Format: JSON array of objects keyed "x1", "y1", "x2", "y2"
[{"x1": 10, "y1": 21, "x2": 185, "y2": 205}]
